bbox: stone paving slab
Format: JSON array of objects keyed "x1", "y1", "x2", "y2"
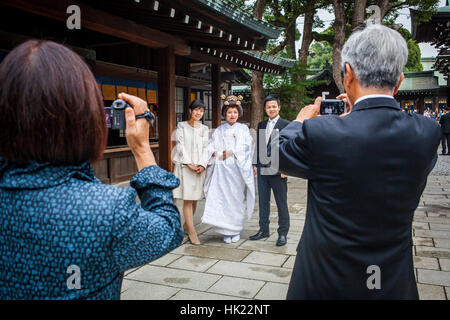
[
  {"x1": 439, "y1": 258, "x2": 450, "y2": 271},
  {"x1": 171, "y1": 243, "x2": 251, "y2": 262},
  {"x1": 170, "y1": 289, "x2": 248, "y2": 300},
  {"x1": 417, "y1": 283, "x2": 446, "y2": 300},
  {"x1": 413, "y1": 256, "x2": 440, "y2": 270},
  {"x1": 206, "y1": 260, "x2": 292, "y2": 284},
  {"x1": 415, "y1": 246, "x2": 450, "y2": 259},
  {"x1": 413, "y1": 237, "x2": 434, "y2": 247},
  {"x1": 254, "y1": 282, "x2": 289, "y2": 300},
  {"x1": 414, "y1": 229, "x2": 450, "y2": 239},
  {"x1": 207, "y1": 276, "x2": 265, "y2": 299},
  {"x1": 412, "y1": 222, "x2": 429, "y2": 230},
  {"x1": 430, "y1": 223, "x2": 450, "y2": 231},
  {"x1": 149, "y1": 253, "x2": 182, "y2": 267},
  {"x1": 242, "y1": 251, "x2": 289, "y2": 267},
  {"x1": 121, "y1": 280, "x2": 180, "y2": 300},
  {"x1": 282, "y1": 256, "x2": 296, "y2": 269},
  {"x1": 435, "y1": 238, "x2": 450, "y2": 248},
  {"x1": 126, "y1": 265, "x2": 222, "y2": 291},
  {"x1": 168, "y1": 255, "x2": 219, "y2": 272},
  {"x1": 238, "y1": 240, "x2": 298, "y2": 256},
  {"x1": 417, "y1": 269, "x2": 450, "y2": 287}
]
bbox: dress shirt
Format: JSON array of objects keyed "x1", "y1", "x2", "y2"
[
  {"x1": 354, "y1": 94, "x2": 395, "y2": 106},
  {"x1": 266, "y1": 115, "x2": 280, "y2": 143}
]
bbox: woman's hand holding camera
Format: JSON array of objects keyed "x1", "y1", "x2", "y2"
[{"x1": 118, "y1": 92, "x2": 156, "y2": 171}]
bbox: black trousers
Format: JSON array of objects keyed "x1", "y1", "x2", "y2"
[
  {"x1": 257, "y1": 170, "x2": 290, "y2": 236},
  {"x1": 442, "y1": 133, "x2": 450, "y2": 154}
]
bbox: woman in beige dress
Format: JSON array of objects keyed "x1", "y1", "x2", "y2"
[{"x1": 173, "y1": 100, "x2": 209, "y2": 244}]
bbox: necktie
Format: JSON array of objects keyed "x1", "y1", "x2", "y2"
[{"x1": 266, "y1": 120, "x2": 274, "y2": 144}]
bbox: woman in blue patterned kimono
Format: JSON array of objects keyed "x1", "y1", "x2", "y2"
[{"x1": 0, "y1": 40, "x2": 183, "y2": 299}]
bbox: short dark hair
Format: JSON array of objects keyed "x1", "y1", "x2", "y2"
[
  {"x1": 0, "y1": 40, "x2": 107, "y2": 165},
  {"x1": 264, "y1": 95, "x2": 280, "y2": 107},
  {"x1": 189, "y1": 99, "x2": 206, "y2": 110}
]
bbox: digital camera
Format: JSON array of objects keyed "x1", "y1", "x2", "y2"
[
  {"x1": 320, "y1": 99, "x2": 346, "y2": 115},
  {"x1": 105, "y1": 99, "x2": 155, "y2": 130},
  {"x1": 319, "y1": 92, "x2": 346, "y2": 116}
]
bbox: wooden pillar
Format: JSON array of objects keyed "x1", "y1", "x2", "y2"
[
  {"x1": 157, "y1": 46, "x2": 176, "y2": 172},
  {"x1": 183, "y1": 62, "x2": 191, "y2": 121},
  {"x1": 211, "y1": 64, "x2": 222, "y2": 128},
  {"x1": 183, "y1": 87, "x2": 191, "y2": 121},
  {"x1": 434, "y1": 96, "x2": 439, "y2": 113},
  {"x1": 417, "y1": 96, "x2": 425, "y2": 115}
]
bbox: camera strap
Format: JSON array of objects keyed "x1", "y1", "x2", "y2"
[{"x1": 135, "y1": 111, "x2": 155, "y2": 123}]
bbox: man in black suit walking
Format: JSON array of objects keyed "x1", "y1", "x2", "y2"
[
  {"x1": 279, "y1": 24, "x2": 441, "y2": 299},
  {"x1": 439, "y1": 109, "x2": 450, "y2": 155},
  {"x1": 250, "y1": 95, "x2": 290, "y2": 246}
]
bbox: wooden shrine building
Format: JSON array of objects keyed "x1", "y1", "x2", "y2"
[
  {"x1": 0, "y1": 0, "x2": 294, "y2": 183},
  {"x1": 410, "y1": 3, "x2": 450, "y2": 112}
]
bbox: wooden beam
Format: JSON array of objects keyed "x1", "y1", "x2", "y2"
[
  {"x1": 211, "y1": 64, "x2": 222, "y2": 128},
  {"x1": 157, "y1": 46, "x2": 176, "y2": 172},
  {"x1": 0, "y1": 0, "x2": 191, "y2": 56}
]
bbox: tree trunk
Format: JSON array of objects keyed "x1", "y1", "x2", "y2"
[
  {"x1": 298, "y1": 1, "x2": 315, "y2": 71},
  {"x1": 376, "y1": 0, "x2": 392, "y2": 20},
  {"x1": 285, "y1": 21, "x2": 297, "y2": 60},
  {"x1": 250, "y1": 0, "x2": 266, "y2": 129},
  {"x1": 351, "y1": 0, "x2": 367, "y2": 31},
  {"x1": 332, "y1": 0, "x2": 346, "y2": 94},
  {"x1": 296, "y1": 0, "x2": 315, "y2": 105},
  {"x1": 250, "y1": 71, "x2": 264, "y2": 129}
]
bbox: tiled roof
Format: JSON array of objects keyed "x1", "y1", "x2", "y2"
[
  {"x1": 240, "y1": 50, "x2": 296, "y2": 68},
  {"x1": 194, "y1": 0, "x2": 282, "y2": 39}
]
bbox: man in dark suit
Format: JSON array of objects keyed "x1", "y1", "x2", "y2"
[
  {"x1": 250, "y1": 95, "x2": 290, "y2": 246},
  {"x1": 439, "y1": 109, "x2": 450, "y2": 155},
  {"x1": 279, "y1": 24, "x2": 441, "y2": 299}
]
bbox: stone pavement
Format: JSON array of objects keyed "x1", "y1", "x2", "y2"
[{"x1": 120, "y1": 149, "x2": 450, "y2": 300}]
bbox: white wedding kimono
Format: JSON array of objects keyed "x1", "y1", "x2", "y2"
[{"x1": 202, "y1": 122, "x2": 255, "y2": 236}]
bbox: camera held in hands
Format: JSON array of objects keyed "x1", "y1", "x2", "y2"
[
  {"x1": 320, "y1": 92, "x2": 346, "y2": 116},
  {"x1": 105, "y1": 99, "x2": 155, "y2": 130}
]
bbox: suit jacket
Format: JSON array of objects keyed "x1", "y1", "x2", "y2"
[
  {"x1": 279, "y1": 97, "x2": 441, "y2": 299},
  {"x1": 254, "y1": 117, "x2": 290, "y2": 173},
  {"x1": 440, "y1": 113, "x2": 450, "y2": 134}
]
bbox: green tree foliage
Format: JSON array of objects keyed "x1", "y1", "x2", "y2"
[
  {"x1": 405, "y1": 39, "x2": 423, "y2": 72},
  {"x1": 307, "y1": 24, "x2": 424, "y2": 72},
  {"x1": 263, "y1": 62, "x2": 325, "y2": 119},
  {"x1": 308, "y1": 41, "x2": 333, "y2": 69}
]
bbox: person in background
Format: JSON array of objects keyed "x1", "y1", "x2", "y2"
[
  {"x1": 250, "y1": 95, "x2": 291, "y2": 246},
  {"x1": 202, "y1": 95, "x2": 255, "y2": 244},
  {"x1": 0, "y1": 40, "x2": 183, "y2": 299},
  {"x1": 439, "y1": 108, "x2": 450, "y2": 155},
  {"x1": 173, "y1": 100, "x2": 209, "y2": 245},
  {"x1": 279, "y1": 24, "x2": 441, "y2": 299}
]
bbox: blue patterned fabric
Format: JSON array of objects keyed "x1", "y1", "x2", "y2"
[{"x1": 0, "y1": 158, "x2": 183, "y2": 299}]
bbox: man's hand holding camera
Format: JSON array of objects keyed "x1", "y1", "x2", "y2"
[
  {"x1": 294, "y1": 94, "x2": 353, "y2": 123},
  {"x1": 295, "y1": 96, "x2": 321, "y2": 123}
]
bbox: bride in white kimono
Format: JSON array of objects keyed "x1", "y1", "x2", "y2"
[{"x1": 202, "y1": 95, "x2": 255, "y2": 243}]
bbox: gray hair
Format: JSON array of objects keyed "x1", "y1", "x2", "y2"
[{"x1": 341, "y1": 24, "x2": 408, "y2": 91}]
